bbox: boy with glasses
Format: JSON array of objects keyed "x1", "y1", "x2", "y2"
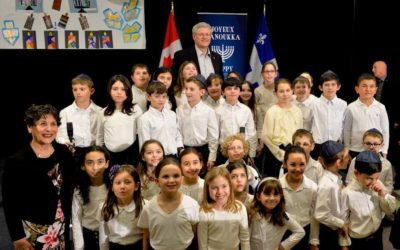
[{"x1": 346, "y1": 128, "x2": 393, "y2": 193}]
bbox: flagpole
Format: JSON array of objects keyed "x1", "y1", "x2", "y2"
[{"x1": 263, "y1": 0, "x2": 266, "y2": 16}]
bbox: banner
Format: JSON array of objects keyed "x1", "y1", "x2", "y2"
[
  {"x1": 198, "y1": 12, "x2": 247, "y2": 78},
  {"x1": 245, "y1": 13, "x2": 277, "y2": 87},
  {"x1": 0, "y1": 0, "x2": 146, "y2": 49},
  {"x1": 159, "y1": 8, "x2": 182, "y2": 67}
]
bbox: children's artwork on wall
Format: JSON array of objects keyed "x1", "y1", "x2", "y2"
[
  {"x1": 2, "y1": 20, "x2": 19, "y2": 46},
  {"x1": 52, "y1": 0, "x2": 62, "y2": 11},
  {"x1": 122, "y1": 0, "x2": 140, "y2": 22},
  {"x1": 22, "y1": 30, "x2": 36, "y2": 49},
  {"x1": 24, "y1": 14, "x2": 35, "y2": 30},
  {"x1": 100, "y1": 30, "x2": 113, "y2": 48},
  {"x1": 58, "y1": 13, "x2": 69, "y2": 29},
  {"x1": 16, "y1": 0, "x2": 43, "y2": 12},
  {"x1": 42, "y1": 13, "x2": 53, "y2": 29},
  {"x1": 44, "y1": 30, "x2": 58, "y2": 49},
  {"x1": 1, "y1": 0, "x2": 146, "y2": 49},
  {"x1": 85, "y1": 30, "x2": 98, "y2": 48},
  {"x1": 65, "y1": 30, "x2": 78, "y2": 48},
  {"x1": 103, "y1": 8, "x2": 123, "y2": 30},
  {"x1": 68, "y1": 0, "x2": 98, "y2": 13}
]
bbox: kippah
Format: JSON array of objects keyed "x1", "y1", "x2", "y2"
[
  {"x1": 356, "y1": 151, "x2": 381, "y2": 164},
  {"x1": 320, "y1": 140, "x2": 344, "y2": 158}
]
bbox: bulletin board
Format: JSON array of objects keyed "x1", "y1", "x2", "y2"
[{"x1": 0, "y1": 0, "x2": 146, "y2": 49}]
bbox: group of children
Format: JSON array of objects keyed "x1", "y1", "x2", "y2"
[
  {"x1": 57, "y1": 60, "x2": 399, "y2": 249},
  {"x1": 70, "y1": 126, "x2": 397, "y2": 250}
]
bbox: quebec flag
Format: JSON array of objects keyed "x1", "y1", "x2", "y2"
[{"x1": 245, "y1": 13, "x2": 277, "y2": 87}]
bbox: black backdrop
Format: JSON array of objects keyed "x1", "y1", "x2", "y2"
[{"x1": 1, "y1": 0, "x2": 398, "y2": 157}]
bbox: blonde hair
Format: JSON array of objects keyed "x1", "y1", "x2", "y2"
[
  {"x1": 220, "y1": 134, "x2": 249, "y2": 158},
  {"x1": 200, "y1": 167, "x2": 241, "y2": 213}
]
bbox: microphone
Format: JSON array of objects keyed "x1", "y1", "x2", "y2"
[
  {"x1": 66, "y1": 122, "x2": 74, "y2": 143},
  {"x1": 66, "y1": 122, "x2": 75, "y2": 154}
]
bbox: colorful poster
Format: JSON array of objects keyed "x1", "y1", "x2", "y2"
[
  {"x1": 99, "y1": 30, "x2": 113, "y2": 48},
  {"x1": 68, "y1": 0, "x2": 98, "y2": 13},
  {"x1": 44, "y1": 30, "x2": 58, "y2": 49},
  {"x1": 1, "y1": 0, "x2": 146, "y2": 49},
  {"x1": 65, "y1": 30, "x2": 79, "y2": 48},
  {"x1": 85, "y1": 30, "x2": 98, "y2": 49},
  {"x1": 22, "y1": 30, "x2": 36, "y2": 49},
  {"x1": 16, "y1": 0, "x2": 43, "y2": 12}
]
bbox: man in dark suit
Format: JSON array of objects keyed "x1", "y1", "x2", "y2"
[
  {"x1": 172, "y1": 22, "x2": 224, "y2": 79},
  {"x1": 372, "y1": 60, "x2": 400, "y2": 189}
]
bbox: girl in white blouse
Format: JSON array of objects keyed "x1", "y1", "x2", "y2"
[
  {"x1": 138, "y1": 158, "x2": 199, "y2": 250},
  {"x1": 248, "y1": 177, "x2": 305, "y2": 250},
  {"x1": 137, "y1": 139, "x2": 165, "y2": 200},
  {"x1": 198, "y1": 167, "x2": 250, "y2": 250},
  {"x1": 99, "y1": 164, "x2": 145, "y2": 250},
  {"x1": 72, "y1": 146, "x2": 110, "y2": 250}
]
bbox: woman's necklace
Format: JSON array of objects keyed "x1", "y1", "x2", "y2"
[{"x1": 31, "y1": 142, "x2": 54, "y2": 158}]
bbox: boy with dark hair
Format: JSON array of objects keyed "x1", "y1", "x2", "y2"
[
  {"x1": 309, "y1": 70, "x2": 347, "y2": 159},
  {"x1": 340, "y1": 151, "x2": 397, "y2": 250},
  {"x1": 137, "y1": 81, "x2": 183, "y2": 157},
  {"x1": 215, "y1": 77, "x2": 256, "y2": 164}
]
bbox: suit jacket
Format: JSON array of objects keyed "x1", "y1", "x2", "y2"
[{"x1": 172, "y1": 46, "x2": 224, "y2": 79}]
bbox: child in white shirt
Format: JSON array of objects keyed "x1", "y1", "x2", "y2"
[{"x1": 340, "y1": 151, "x2": 397, "y2": 250}]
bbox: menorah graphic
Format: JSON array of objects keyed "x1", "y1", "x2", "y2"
[
  {"x1": 211, "y1": 45, "x2": 234, "y2": 63},
  {"x1": 73, "y1": 0, "x2": 91, "y2": 12},
  {"x1": 20, "y1": 0, "x2": 38, "y2": 10}
]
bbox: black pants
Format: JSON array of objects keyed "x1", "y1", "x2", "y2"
[
  {"x1": 109, "y1": 240, "x2": 143, "y2": 250},
  {"x1": 260, "y1": 144, "x2": 282, "y2": 178},
  {"x1": 283, "y1": 224, "x2": 310, "y2": 250},
  {"x1": 319, "y1": 224, "x2": 340, "y2": 250},
  {"x1": 350, "y1": 226, "x2": 383, "y2": 250},
  {"x1": 82, "y1": 227, "x2": 99, "y2": 250},
  {"x1": 107, "y1": 140, "x2": 139, "y2": 166}
]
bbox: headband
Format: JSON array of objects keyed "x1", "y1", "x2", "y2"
[{"x1": 255, "y1": 177, "x2": 279, "y2": 193}]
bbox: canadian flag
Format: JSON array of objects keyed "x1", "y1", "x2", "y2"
[{"x1": 159, "y1": 9, "x2": 182, "y2": 67}]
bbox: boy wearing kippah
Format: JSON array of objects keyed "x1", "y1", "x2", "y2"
[
  {"x1": 345, "y1": 128, "x2": 394, "y2": 193},
  {"x1": 340, "y1": 151, "x2": 397, "y2": 250},
  {"x1": 314, "y1": 141, "x2": 349, "y2": 250}
]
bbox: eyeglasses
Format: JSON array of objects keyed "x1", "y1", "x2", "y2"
[
  {"x1": 262, "y1": 70, "x2": 276, "y2": 74},
  {"x1": 228, "y1": 146, "x2": 244, "y2": 151},
  {"x1": 85, "y1": 159, "x2": 106, "y2": 166},
  {"x1": 363, "y1": 142, "x2": 382, "y2": 147}
]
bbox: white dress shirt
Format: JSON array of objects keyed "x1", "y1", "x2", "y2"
[
  {"x1": 131, "y1": 85, "x2": 148, "y2": 112},
  {"x1": 57, "y1": 101, "x2": 102, "y2": 147},
  {"x1": 215, "y1": 101, "x2": 256, "y2": 157},
  {"x1": 99, "y1": 200, "x2": 145, "y2": 249},
  {"x1": 204, "y1": 95, "x2": 225, "y2": 110},
  {"x1": 195, "y1": 45, "x2": 214, "y2": 78},
  {"x1": 176, "y1": 101, "x2": 219, "y2": 161},
  {"x1": 314, "y1": 170, "x2": 345, "y2": 230},
  {"x1": 280, "y1": 175, "x2": 320, "y2": 245},
  {"x1": 72, "y1": 184, "x2": 108, "y2": 250},
  {"x1": 250, "y1": 212, "x2": 305, "y2": 250},
  {"x1": 310, "y1": 95, "x2": 347, "y2": 144},
  {"x1": 137, "y1": 106, "x2": 183, "y2": 155},
  {"x1": 96, "y1": 105, "x2": 143, "y2": 153},
  {"x1": 340, "y1": 179, "x2": 397, "y2": 245},
  {"x1": 343, "y1": 98, "x2": 389, "y2": 154}
]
